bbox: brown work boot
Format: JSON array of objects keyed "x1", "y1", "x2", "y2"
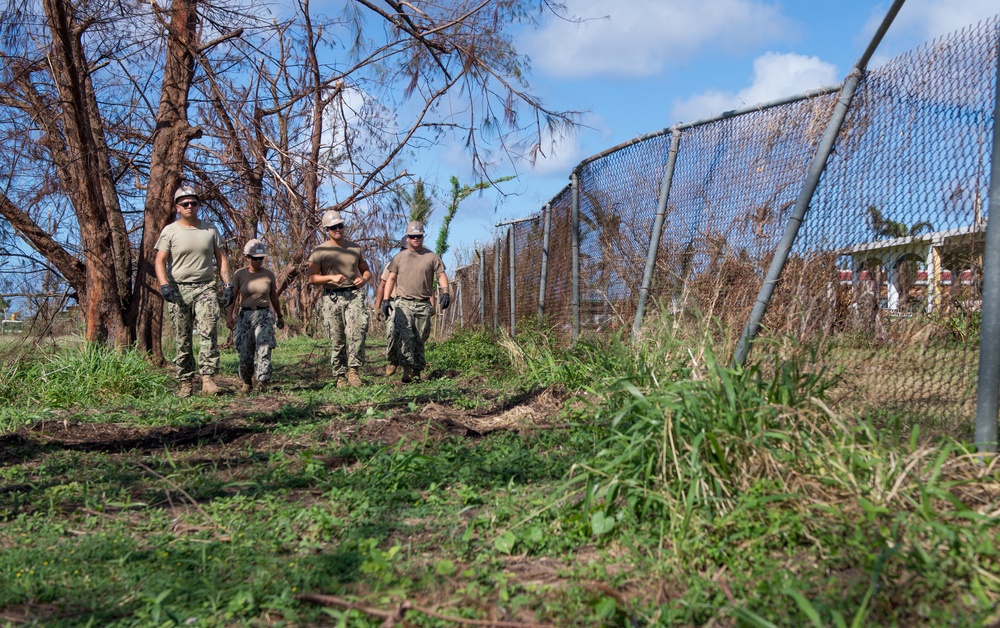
[
  {"x1": 201, "y1": 375, "x2": 222, "y2": 396},
  {"x1": 336, "y1": 375, "x2": 348, "y2": 388},
  {"x1": 401, "y1": 366, "x2": 413, "y2": 383},
  {"x1": 240, "y1": 381, "x2": 252, "y2": 394},
  {"x1": 347, "y1": 368, "x2": 363, "y2": 387},
  {"x1": 385, "y1": 363, "x2": 397, "y2": 376},
  {"x1": 178, "y1": 380, "x2": 193, "y2": 398}
]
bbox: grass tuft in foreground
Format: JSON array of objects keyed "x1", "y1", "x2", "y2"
[
  {"x1": 501, "y1": 329, "x2": 1000, "y2": 626},
  {"x1": 0, "y1": 342, "x2": 169, "y2": 409}
]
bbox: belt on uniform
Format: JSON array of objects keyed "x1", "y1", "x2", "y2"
[
  {"x1": 401, "y1": 297, "x2": 431, "y2": 303},
  {"x1": 174, "y1": 279, "x2": 211, "y2": 285},
  {"x1": 323, "y1": 286, "x2": 356, "y2": 295},
  {"x1": 240, "y1": 306, "x2": 270, "y2": 312}
]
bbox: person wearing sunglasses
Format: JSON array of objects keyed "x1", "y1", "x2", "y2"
[
  {"x1": 226, "y1": 239, "x2": 284, "y2": 393},
  {"x1": 155, "y1": 184, "x2": 232, "y2": 397},
  {"x1": 380, "y1": 221, "x2": 449, "y2": 383},
  {"x1": 307, "y1": 209, "x2": 372, "y2": 388}
]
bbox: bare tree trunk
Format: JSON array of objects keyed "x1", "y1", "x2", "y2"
[
  {"x1": 127, "y1": 0, "x2": 202, "y2": 362},
  {"x1": 43, "y1": 0, "x2": 131, "y2": 346}
]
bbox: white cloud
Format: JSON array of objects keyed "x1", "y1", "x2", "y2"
[
  {"x1": 669, "y1": 52, "x2": 839, "y2": 123},
  {"x1": 882, "y1": 0, "x2": 998, "y2": 43},
  {"x1": 520, "y1": 0, "x2": 795, "y2": 79},
  {"x1": 863, "y1": 0, "x2": 998, "y2": 66}
]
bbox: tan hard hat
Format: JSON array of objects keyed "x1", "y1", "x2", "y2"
[
  {"x1": 406, "y1": 221, "x2": 424, "y2": 236},
  {"x1": 174, "y1": 184, "x2": 199, "y2": 203},
  {"x1": 321, "y1": 210, "x2": 345, "y2": 228},
  {"x1": 243, "y1": 239, "x2": 266, "y2": 256}
]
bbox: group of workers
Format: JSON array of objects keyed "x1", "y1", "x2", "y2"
[{"x1": 155, "y1": 184, "x2": 449, "y2": 397}]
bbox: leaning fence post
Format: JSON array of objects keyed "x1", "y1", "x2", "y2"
[
  {"x1": 973, "y1": 39, "x2": 1000, "y2": 454},
  {"x1": 450, "y1": 280, "x2": 459, "y2": 332},
  {"x1": 633, "y1": 127, "x2": 682, "y2": 341},
  {"x1": 478, "y1": 248, "x2": 485, "y2": 326},
  {"x1": 538, "y1": 203, "x2": 552, "y2": 322},
  {"x1": 508, "y1": 226, "x2": 516, "y2": 336},
  {"x1": 571, "y1": 171, "x2": 581, "y2": 342},
  {"x1": 733, "y1": 0, "x2": 907, "y2": 367}
]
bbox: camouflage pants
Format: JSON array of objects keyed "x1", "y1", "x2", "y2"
[
  {"x1": 235, "y1": 308, "x2": 276, "y2": 383},
  {"x1": 395, "y1": 298, "x2": 433, "y2": 372},
  {"x1": 321, "y1": 288, "x2": 369, "y2": 377},
  {"x1": 167, "y1": 280, "x2": 220, "y2": 381},
  {"x1": 385, "y1": 299, "x2": 401, "y2": 366}
]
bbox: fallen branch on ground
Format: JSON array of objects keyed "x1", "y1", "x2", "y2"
[{"x1": 295, "y1": 592, "x2": 556, "y2": 627}]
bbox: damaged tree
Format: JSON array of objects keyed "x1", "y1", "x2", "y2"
[{"x1": 0, "y1": 0, "x2": 577, "y2": 355}]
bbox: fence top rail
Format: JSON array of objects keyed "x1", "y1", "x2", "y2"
[
  {"x1": 496, "y1": 214, "x2": 542, "y2": 228},
  {"x1": 489, "y1": 84, "x2": 843, "y2": 235},
  {"x1": 572, "y1": 84, "x2": 843, "y2": 171}
]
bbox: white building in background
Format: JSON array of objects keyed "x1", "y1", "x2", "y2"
[{"x1": 837, "y1": 224, "x2": 984, "y2": 313}]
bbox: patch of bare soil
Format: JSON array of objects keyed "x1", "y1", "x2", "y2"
[
  {"x1": 0, "y1": 603, "x2": 61, "y2": 625},
  {"x1": 0, "y1": 386, "x2": 573, "y2": 466}
]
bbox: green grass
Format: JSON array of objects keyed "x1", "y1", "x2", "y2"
[
  {"x1": 0, "y1": 327, "x2": 997, "y2": 626},
  {"x1": 0, "y1": 343, "x2": 169, "y2": 409}
]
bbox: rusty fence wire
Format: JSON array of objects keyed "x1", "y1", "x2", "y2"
[{"x1": 447, "y1": 17, "x2": 999, "y2": 438}]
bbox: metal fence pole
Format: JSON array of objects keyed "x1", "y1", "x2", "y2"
[
  {"x1": 538, "y1": 203, "x2": 552, "y2": 322},
  {"x1": 632, "y1": 127, "x2": 682, "y2": 341},
  {"x1": 450, "y1": 280, "x2": 460, "y2": 332},
  {"x1": 508, "y1": 226, "x2": 516, "y2": 336},
  {"x1": 973, "y1": 42, "x2": 1000, "y2": 454},
  {"x1": 477, "y1": 248, "x2": 485, "y2": 325},
  {"x1": 733, "y1": 0, "x2": 907, "y2": 367},
  {"x1": 493, "y1": 235, "x2": 501, "y2": 331},
  {"x1": 571, "y1": 171, "x2": 581, "y2": 342}
]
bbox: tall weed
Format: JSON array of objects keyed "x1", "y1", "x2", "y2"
[
  {"x1": 0, "y1": 343, "x2": 168, "y2": 408},
  {"x1": 564, "y1": 342, "x2": 831, "y2": 525}
]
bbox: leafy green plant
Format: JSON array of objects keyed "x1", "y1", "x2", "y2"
[
  {"x1": 938, "y1": 309, "x2": 981, "y2": 344},
  {"x1": 429, "y1": 329, "x2": 511, "y2": 373}
]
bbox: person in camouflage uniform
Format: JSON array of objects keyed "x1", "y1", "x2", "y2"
[
  {"x1": 308, "y1": 209, "x2": 372, "y2": 387},
  {"x1": 373, "y1": 239, "x2": 406, "y2": 375},
  {"x1": 381, "y1": 221, "x2": 450, "y2": 383},
  {"x1": 156, "y1": 185, "x2": 232, "y2": 397},
  {"x1": 226, "y1": 239, "x2": 285, "y2": 393}
]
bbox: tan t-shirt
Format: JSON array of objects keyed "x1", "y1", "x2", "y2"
[
  {"x1": 380, "y1": 267, "x2": 400, "y2": 299},
  {"x1": 308, "y1": 239, "x2": 367, "y2": 289},
  {"x1": 387, "y1": 248, "x2": 446, "y2": 300},
  {"x1": 232, "y1": 268, "x2": 275, "y2": 309},
  {"x1": 156, "y1": 221, "x2": 223, "y2": 283}
]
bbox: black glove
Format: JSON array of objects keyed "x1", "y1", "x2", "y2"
[
  {"x1": 275, "y1": 317, "x2": 285, "y2": 330},
  {"x1": 380, "y1": 300, "x2": 391, "y2": 318},
  {"x1": 222, "y1": 284, "x2": 234, "y2": 308},
  {"x1": 440, "y1": 293, "x2": 450, "y2": 310},
  {"x1": 160, "y1": 284, "x2": 180, "y2": 304}
]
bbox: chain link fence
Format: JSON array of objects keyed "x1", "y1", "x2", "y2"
[{"x1": 447, "y1": 16, "x2": 1000, "y2": 440}]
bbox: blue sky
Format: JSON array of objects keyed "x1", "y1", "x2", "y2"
[{"x1": 422, "y1": 0, "x2": 1000, "y2": 268}]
